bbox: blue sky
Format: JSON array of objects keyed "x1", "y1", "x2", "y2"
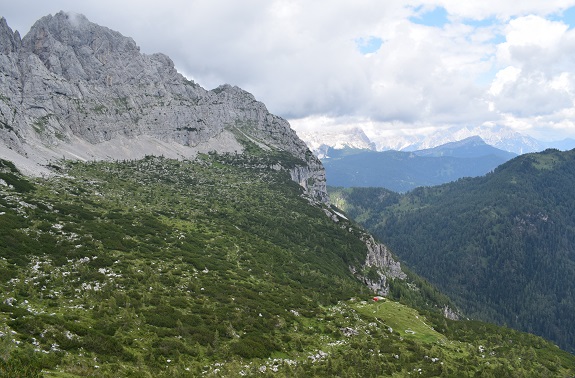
[
  {"x1": 410, "y1": 5, "x2": 575, "y2": 29},
  {"x1": 355, "y1": 36, "x2": 384, "y2": 54},
  {"x1": 552, "y1": 6, "x2": 575, "y2": 28},
  {"x1": 409, "y1": 6, "x2": 449, "y2": 27}
]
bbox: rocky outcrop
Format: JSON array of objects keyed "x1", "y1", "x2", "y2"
[
  {"x1": 323, "y1": 207, "x2": 407, "y2": 296},
  {"x1": 443, "y1": 306, "x2": 459, "y2": 321},
  {"x1": 289, "y1": 162, "x2": 328, "y2": 203},
  {"x1": 356, "y1": 235, "x2": 407, "y2": 296},
  {"x1": 0, "y1": 12, "x2": 326, "y2": 201},
  {"x1": 362, "y1": 236, "x2": 406, "y2": 280}
]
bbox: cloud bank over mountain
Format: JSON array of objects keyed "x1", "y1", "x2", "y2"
[{"x1": 2, "y1": 1, "x2": 575, "y2": 141}]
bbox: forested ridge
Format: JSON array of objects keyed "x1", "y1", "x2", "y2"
[
  {"x1": 321, "y1": 138, "x2": 514, "y2": 192},
  {"x1": 331, "y1": 148, "x2": 575, "y2": 354}
]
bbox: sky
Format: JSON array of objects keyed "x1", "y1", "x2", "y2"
[{"x1": 2, "y1": 0, "x2": 575, "y2": 142}]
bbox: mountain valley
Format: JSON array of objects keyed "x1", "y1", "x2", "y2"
[
  {"x1": 332, "y1": 148, "x2": 575, "y2": 355},
  {"x1": 322, "y1": 137, "x2": 517, "y2": 192}
]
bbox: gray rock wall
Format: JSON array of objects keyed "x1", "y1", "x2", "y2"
[{"x1": 0, "y1": 12, "x2": 326, "y2": 201}]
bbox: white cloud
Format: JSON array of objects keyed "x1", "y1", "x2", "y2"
[
  {"x1": 489, "y1": 66, "x2": 521, "y2": 96},
  {"x1": 2, "y1": 0, "x2": 575, "y2": 141},
  {"x1": 496, "y1": 15, "x2": 568, "y2": 69},
  {"x1": 483, "y1": 14, "x2": 575, "y2": 136},
  {"x1": 492, "y1": 72, "x2": 573, "y2": 116}
]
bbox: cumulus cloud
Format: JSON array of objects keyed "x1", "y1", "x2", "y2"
[
  {"x1": 491, "y1": 72, "x2": 573, "y2": 117},
  {"x1": 2, "y1": 0, "x2": 575, "y2": 140},
  {"x1": 496, "y1": 16, "x2": 569, "y2": 71}
]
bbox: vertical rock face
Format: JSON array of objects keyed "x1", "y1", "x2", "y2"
[
  {"x1": 0, "y1": 17, "x2": 24, "y2": 154},
  {"x1": 0, "y1": 17, "x2": 20, "y2": 54},
  {"x1": 362, "y1": 236, "x2": 406, "y2": 280},
  {"x1": 359, "y1": 235, "x2": 407, "y2": 296},
  {"x1": 0, "y1": 12, "x2": 326, "y2": 201},
  {"x1": 323, "y1": 207, "x2": 408, "y2": 296}
]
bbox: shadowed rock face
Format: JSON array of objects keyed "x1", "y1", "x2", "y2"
[{"x1": 0, "y1": 11, "x2": 327, "y2": 201}]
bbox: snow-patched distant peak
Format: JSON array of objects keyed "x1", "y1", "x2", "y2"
[
  {"x1": 295, "y1": 123, "x2": 560, "y2": 157},
  {"x1": 410, "y1": 125, "x2": 543, "y2": 154},
  {"x1": 295, "y1": 126, "x2": 376, "y2": 158}
]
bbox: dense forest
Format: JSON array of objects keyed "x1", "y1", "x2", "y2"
[{"x1": 331, "y1": 148, "x2": 575, "y2": 354}]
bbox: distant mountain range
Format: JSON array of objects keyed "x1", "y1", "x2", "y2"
[
  {"x1": 297, "y1": 124, "x2": 575, "y2": 157},
  {"x1": 323, "y1": 136, "x2": 517, "y2": 192}
]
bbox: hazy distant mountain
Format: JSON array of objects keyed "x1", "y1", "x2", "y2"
[
  {"x1": 298, "y1": 124, "x2": 572, "y2": 156},
  {"x1": 404, "y1": 125, "x2": 544, "y2": 154},
  {"x1": 413, "y1": 136, "x2": 517, "y2": 160},
  {"x1": 296, "y1": 127, "x2": 376, "y2": 158},
  {"x1": 323, "y1": 137, "x2": 516, "y2": 192},
  {"x1": 547, "y1": 138, "x2": 575, "y2": 151}
]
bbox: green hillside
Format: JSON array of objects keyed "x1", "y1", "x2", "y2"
[
  {"x1": 331, "y1": 148, "x2": 575, "y2": 355},
  {"x1": 0, "y1": 152, "x2": 574, "y2": 376}
]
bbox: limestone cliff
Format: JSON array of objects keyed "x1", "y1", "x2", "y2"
[
  {"x1": 323, "y1": 207, "x2": 407, "y2": 296},
  {"x1": 0, "y1": 12, "x2": 326, "y2": 201},
  {"x1": 356, "y1": 235, "x2": 407, "y2": 296}
]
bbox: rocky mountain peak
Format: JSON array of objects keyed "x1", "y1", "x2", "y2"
[
  {"x1": 21, "y1": 11, "x2": 154, "y2": 84},
  {"x1": 0, "y1": 12, "x2": 327, "y2": 202},
  {"x1": 0, "y1": 17, "x2": 20, "y2": 54}
]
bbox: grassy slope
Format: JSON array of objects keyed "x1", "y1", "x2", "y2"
[{"x1": 0, "y1": 154, "x2": 573, "y2": 377}]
